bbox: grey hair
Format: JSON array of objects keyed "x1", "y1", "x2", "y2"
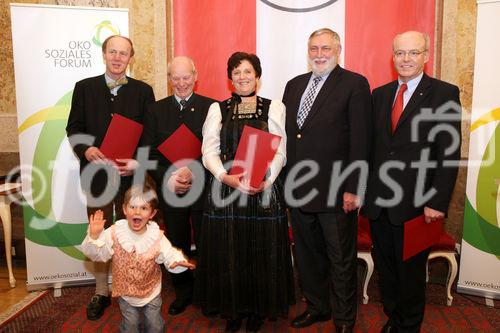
[{"x1": 308, "y1": 28, "x2": 341, "y2": 46}]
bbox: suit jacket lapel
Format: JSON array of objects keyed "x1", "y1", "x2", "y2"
[
  {"x1": 301, "y1": 65, "x2": 342, "y2": 130},
  {"x1": 394, "y1": 73, "x2": 431, "y2": 133},
  {"x1": 98, "y1": 74, "x2": 114, "y2": 117},
  {"x1": 166, "y1": 95, "x2": 178, "y2": 113},
  {"x1": 182, "y1": 94, "x2": 198, "y2": 122}
]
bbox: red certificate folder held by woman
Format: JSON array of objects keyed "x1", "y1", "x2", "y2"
[
  {"x1": 100, "y1": 114, "x2": 143, "y2": 161},
  {"x1": 157, "y1": 124, "x2": 202, "y2": 168},
  {"x1": 229, "y1": 125, "x2": 281, "y2": 188}
]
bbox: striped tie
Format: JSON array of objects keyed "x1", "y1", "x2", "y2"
[{"x1": 297, "y1": 76, "x2": 323, "y2": 128}]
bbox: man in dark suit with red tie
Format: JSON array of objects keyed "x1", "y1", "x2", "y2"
[
  {"x1": 141, "y1": 56, "x2": 215, "y2": 315},
  {"x1": 362, "y1": 31, "x2": 461, "y2": 333},
  {"x1": 283, "y1": 28, "x2": 372, "y2": 332},
  {"x1": 66, "y1": 35, "x2": 155, "y2": 320}
]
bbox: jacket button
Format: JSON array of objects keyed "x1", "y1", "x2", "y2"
[{"x1": 297, "y1": 134, "x2": 302, "y2": 139}]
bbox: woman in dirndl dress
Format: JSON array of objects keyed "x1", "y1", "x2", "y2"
[{"x1": 194, "y1": 51, "x2": 294, "y2": 332}]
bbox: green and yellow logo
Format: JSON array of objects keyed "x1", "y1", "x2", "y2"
[
  {"x1": 15, "y1": 20, "x2": 122, "y2": 261},
  {"x1": 18, "y1": 91, "x2": 88, "y2": 260},
  {"x1": 464, "y1": 107, "x2": 500, "y2": 258},
  {"x1": 92, "y1": 20, "x2": 120, "y2": 47}
]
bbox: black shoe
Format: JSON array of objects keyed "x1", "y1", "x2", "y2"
[
  {"x1": 246, "y1": 314, "x2": 264, "y2": 332},
  {"x1": 290, "y1": 311, "x2": 331, "y2": 328},
  {"x1": 381, "y1": 321, "x2": 398, "y2": 333},
  {"x1": 168, "y1": 298, "x2": 191, "y2": 315},
  {"x1": 335, "y1": 324, "x2": 354, "y2": 333},
  {"x1": 86, "y1": 294, "x2": 111, "y2": 321},
  {"x1": 225, "y1": 318, "x2": 242, "y2": 332}
]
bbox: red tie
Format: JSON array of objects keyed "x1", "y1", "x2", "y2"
[{"x1": 391, "y1": 83, "x2": 408, "y2": 132}]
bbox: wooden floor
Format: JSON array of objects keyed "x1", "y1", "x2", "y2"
[{"x1": 0, "y1": 263, "x2": 29, "y2": 316}]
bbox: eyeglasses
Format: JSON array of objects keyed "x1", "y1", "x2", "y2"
[{"x1": 393, "y1": 50, "x2": 427, "y2": 59}]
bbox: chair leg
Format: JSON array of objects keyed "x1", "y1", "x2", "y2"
[
  {"x1": 357, "y1": 251, "x2": 374, "y2": 304},
  {"x1": 0, "y1": 197, "x2": 16, "y2": 288},
  {"x1": 442, "y1": 252, "x2": 458, "y2": 306},
  {"x1": 428, "y1": 251, "x2": 458, "y2": 306}
]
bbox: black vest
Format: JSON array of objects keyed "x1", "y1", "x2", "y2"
[{"x1": 219, "y1": 96, "x2": 271, "y2": 163}]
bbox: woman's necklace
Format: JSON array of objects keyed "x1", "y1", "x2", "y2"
[{"x1": 238, "y1": 100, "x2": 257, "y2": 115}]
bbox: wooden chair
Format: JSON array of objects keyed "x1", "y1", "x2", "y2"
[
  {"x1": 357, "y1": 215, "x2": 374, "y2": 304},
  {"x1": 355, "y1": 216, "x2": 458, "y2": 307},
  {"x1": 0, "y1": 182, "x2": 22, "y2": 288},
  {"x1": 427, "y1": 231, "x2": 458, "y2": 306}
]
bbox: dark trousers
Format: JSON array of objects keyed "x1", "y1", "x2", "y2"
[
  {"x1": 164, "y1": 210, "x2": 202, "y2": 302},
  {"x1": 370, "y1": 209, "x2": 430, "y2": 333},
  {"x1": 290, "y1": 208, "x2": 357, "y2": 327}
]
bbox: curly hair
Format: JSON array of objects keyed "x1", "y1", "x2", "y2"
[{"x1": 227, "y1": 51, "x2": 262, "y2": 79}]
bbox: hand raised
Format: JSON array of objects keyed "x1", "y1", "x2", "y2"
[{"x1": 89, "y1": 210, "x2": 106, "y2": 239}]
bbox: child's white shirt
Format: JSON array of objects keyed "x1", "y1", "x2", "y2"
[{"x1": 81, "y1": 219, "x2": 186, "y2": 306}]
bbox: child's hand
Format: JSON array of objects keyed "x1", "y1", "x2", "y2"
[
  {"x1": 169, "y1": 259, "x2": 196, "y2": 270},
  {"x1": 89, "y1": 210, "x2": 106, "y2": 240}
]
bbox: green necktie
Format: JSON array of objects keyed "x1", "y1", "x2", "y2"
[{"x1": 107, "y1": 77, "x2": 128, "y2": 90}]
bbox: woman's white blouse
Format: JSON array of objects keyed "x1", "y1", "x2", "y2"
[{"x1": 201, "y1": 99, "x2": 287, "y2": 184}]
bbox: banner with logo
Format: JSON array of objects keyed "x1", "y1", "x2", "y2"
[
  {"x1": 173, "y1": 0, "x2": 435, "y2": 101},
  {"x1": 10, "y1": 3, "x2": 128, "y2": 289},
  {"x1": 458, "y1": 0, "x2": 500, "y2": 299}
]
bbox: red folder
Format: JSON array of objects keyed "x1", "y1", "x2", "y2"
[
  {"x1": 229, "y1": 125, "x2": 281, "y2": 188},
  {"x1": 157, "y1": 124, "x2": 201, "y2": 168},
  {"x1": 403, "y1": 215, "x2": 443, "y2": 261},
  {"x1": 100, "y1": 114, "x2": 143, "y2": 161}
]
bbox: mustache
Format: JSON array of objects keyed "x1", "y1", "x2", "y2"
[{"x1": 312, "y1": 57, "x2": 328, "y2": 62}]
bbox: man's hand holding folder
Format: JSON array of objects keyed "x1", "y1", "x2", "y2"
[
  {"x1": 98, "y1": 114, "x2": 144, "y2": 175},
  {"x1": 167, "y1": 167, "x2": 193, "y2": 194},
  {"x1": 157, "y1": 124, "x2": 202, "y2": 194}
]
